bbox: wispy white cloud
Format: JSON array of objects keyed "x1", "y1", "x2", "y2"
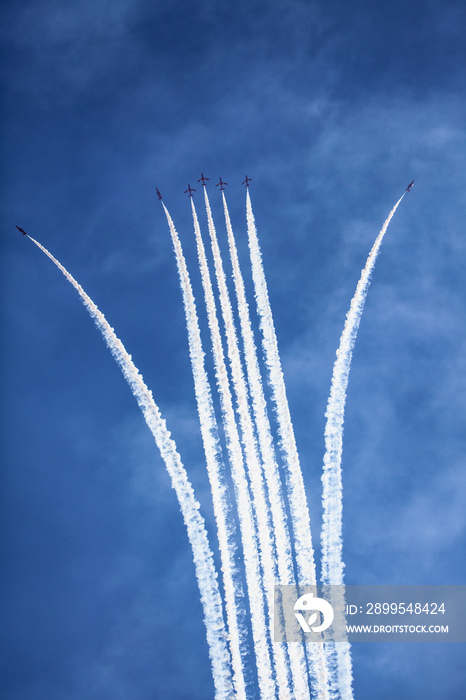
[{"x1": 3, "y1": 0, "x2": 141, "y2": 101}]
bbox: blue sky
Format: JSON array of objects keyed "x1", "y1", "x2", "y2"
[{"x1": 1, "y1": 0, "x2": 465, "y2": 698}]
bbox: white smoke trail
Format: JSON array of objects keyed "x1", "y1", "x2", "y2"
[
  {"x1": 161, "y1": 203, "x2": 248, "y2": 699},
  {"x1": 320, "y1": 195, "x2": 404, "y2": 700},
  {"x1": 245, "y1": 191, "x2": 331, "y2": 698},
  {"x1": 245, "y1": 190, "x2": 316, "y2": 585},
  {"x1": 189, "y1": 201, "x2": 276, "y2": 698},
  {"x1": 203, "y1": 189, "x2": 294, "y2": 698},
  {"x1": 321, "y1": 193, "x2": 405, "y2": 583},
  {"x1": 221, "y1": 192, "x2": 311, "y2": 700},
  {"x1": 27, "y1": 235, "x2": 234, "y2": 700}
]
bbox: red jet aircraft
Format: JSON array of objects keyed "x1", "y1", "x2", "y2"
[
  {"x1": 198, "y1": 173, "x2": 209, "y2": 186},
  {"x1": 406, "y1": 180, "x2": 414, "y2": 192},
  {"x1": 184, "y1": 184, "x2": 196, "y2": 197},
  {"x1": 215, "y1": 177, "x2": 228, "y2": 190},
  {"x1": 242, "y1": 175, "x2": 252, "y2": 187},
  {"x1": 16, "y1": 225, "x2": 27, "y2": 236}
]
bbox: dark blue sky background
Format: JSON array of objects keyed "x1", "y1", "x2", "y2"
[{"x1": 1, "y1": 1, "x2": 465, "y2": 698}]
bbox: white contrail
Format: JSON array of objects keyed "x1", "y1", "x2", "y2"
[
  {"x1": 245, "y1": 190, "x2": 316, "y2": 585},
  {"x1": 27, "y1": 235, "x2": 234, "y2": 700},
  {"x1": 221, "y1": 192, "x2": 311, "y2": 700},
  {"x1": 245, "y1": 191, "x2": 330, "y2": 698},
  {"x1": 161, "y1": 203, "x2": 248, "y2": 699},
  {"x1": 321, "y1": 194, "x2": 405, "y2": 700},
  {"x1": 203, "y1": 188, "x2": 295, "y2": 698},
  {"x1": 189, "y1": 200, "x2": 276, "y2": 698}
]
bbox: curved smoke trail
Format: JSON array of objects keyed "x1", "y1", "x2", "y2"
[
  {"x1": 161, "y1": 203, "x2": 248, "y2": 699},
  {"x1": 189, "y1": 201, "x2": 276, "y2": 698},
  {"x1": 221, "y1": 192, "x2": 311, "y2": 699},
  {"x1": 321, "y1": 194, "x2": 405, "y2": 700},
  {"x1": 245, "y1": 190, "x2": 316, "y2": 585},
  {"x1": 27, "y1": 235, "x2": 234, "y2": 700},
  {"x1": 203, "y1": 189, "x2": 294, "y2": 697},
  {"x1": 245, "y1": 191, "x2": 330, "y2": 698}
]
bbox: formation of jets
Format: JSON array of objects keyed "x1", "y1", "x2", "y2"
[
  {"x1": 156, "y1": 175, "x2": 414, "y2": 197},
  {"x1": 16, "y1": 175, "x2": 416, "y2": 244},
  {"x1": 155, "y1": 175, "x2": 254, "y2": 199}
]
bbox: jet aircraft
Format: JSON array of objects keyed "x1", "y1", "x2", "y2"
[
  {"x1": 215, "y1": 177, "x2": 228, "y2": 190},
  {"x1": 242, "y1": 175, "x2": 252, "y2": 187},
  {"x1": 198, "y1": 173, "x2": 209, "y2": 186},
  {"x1": 156, "y1": 188, "x2": 162, "y2": 200},
  {"x1": 16, "y1": 225, "x2": 27, "y2": 236},
  {"x1": 406, "y1": 180, "x2": 414, "y2": 192},
  {"x1": 184, "y1": 184, "x2": 196, "y2": 197}
]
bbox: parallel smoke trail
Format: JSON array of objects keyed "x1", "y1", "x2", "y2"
[
  {"x1": 245, "y1": 191, "x2": 330, "y2": 699},
  {"x1": 161, "y1": 204, "x2": 248, "y2": 699},
  {"x1": 221, "y1": 192, "x2": 311, "y2": 700},
  {"x1": 321, "y1": 194, "x2": 404, "y2": 700},
  {"x1": 28, "y1": 235, "x2": 234, "y2": 700},
  {"x1": 190, "y1": 201, "x2": 276, "y2": 699},
  {"x1": 204, "y1": 189, "x2": 293, "y2": 698},
  {"x1": 245, "y1": 191, "x2": 315, "y2": 584}
]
